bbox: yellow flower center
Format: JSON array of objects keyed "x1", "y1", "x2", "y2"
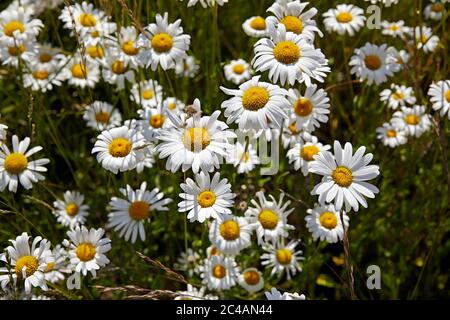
[
  {"x1": 212, "y1": 265, "x2": 226, "y2": 279},
  {"x1": 276, "y1": 248, "x2": 293, "y2": 265},
  {"x1": 65, "y1": 203, "x2": 79, "y2": 217},
  {"x1": 210, "y1": 247, "x2": 220, "y2": 256},
  {"x1": 149, "y1": 114, "x2": 165, "y2": 128},
  {"x1": 319, "y1": 211, "x2": 338, "y2": 230},
  {"x1": 219, "y1": 220, "x2": 240, "y2": 241},
  {"x1": 232, "y1": 64, "x2": 245, "y2": 75},
  {"x1": 76, "y1": 243, "x2": 96, "y2": 262},
  {"x1": 79, "y1": 13, "x2": 97, "y2": 27},
  {"x1": 128, "y1": 200, "x2": 150, "y2": 220},
  {"x1": 420, "y1": 35, "x2": 429, "y2": 43},
  {"x1": 3, "y1": 21, "x2": 25, "y2": 37},
  {"x1": 142, "y1": 89, "x2": 154, "y2": 100},
  {"x1": 431, "y1": 3, "x2": 444, "y2": 12},
  {"x1": 258, "y1": 209, "x2": 278, "y2": 230},
  {"x1": 15, "y1": 255, "x2": 38, "y2": 277},
  {"x1": 280, "y1": 15, "x2": 303, "y2": 34},
  {"x1": 39, "y1": 53, "x2": 52, "y2": 63},
  {"x1": 364, "y1": 55, "x2": 382, "y2": 70},
  {"x1": 445, "y1": 90, "x2": 450, "y2": 103},
  {"x1": 91, "y1": 30, "x2": 100, "y2": 38},
  {"x1": 332, "y1": 166, "x2": 353, "y2": 187},
  {"x1": 182, "y1": 128, "x2": 211, "y2": 151},
  {"x1": 386, "y1": 129, "x2": 397, "y2": 138},
  {"x1": 242, "y1": 86, "x2": 270, "y2": 111},
  {"x1": 294, "y1": 97, "x2": 313, "y2": 117},
  {"x1": 86, "y1": 45, "x2": 104, "y2": 58},
  {"x1": 8, "y1": 44, "x2": 25, "y2": 56},
  {"x1": 243, "y1": 270, "x2": 260, "y2": 285},
  {"x1": 273, "y1": 41, "x2": 300, "y2": 64},
  {"x1": 32, "y1": 70, "x2": 49, "y2": 80},
  {"x1": 250, "y1": 16, "x2": 266, "y2": 30},
  {"x1": 388, "y1": 25, "x2": 400, "y2": 32},
  {"x1": 243, "y1": 152, "x2": 249, "y2": 162},
  {"x1": 336, "y1": 12, "x2": 353, "y2": 23},
  {"x1": 405, "y1": 114, "x2": 420, "y2": 125},
  {"x1": 111, "y1": 60, "x2": 127, "y2": 74},
  {"x1": 108, "y1": 137, "x2": 132, "y2": 157},
  {"x1": 197, "y1": 190, "x2": 216, "y2": 208},
  {"x1": 392, "y1": 91, "x2": 405, "y2": 100},
  {"x1": 95, "y1": 111, "x2": 110, "y2": 124},
  {"x1": 151, "y1": 33, "x2": 173, "y2": 53},
  {"x1": 45, "y1": 262, "x2": 55, "y2": 272},
  {"x1": 71, "y1": 63, "x2": 88, "y2": 79},
  {"x1": 301, "y1": 145, "x2": 320, "y2": 161},
  {"x1": 122, "y1": 40, "x2": 139, "y2": 55},
  {"x1": 4, "y1": 152, "x2": 28, "y2": 174},
  {"x1": 288, "y1": 122, "x2": 299, "y2": 135},
  {"x1": 168, "y1": 102, "x2": 176, "y2": 110}
]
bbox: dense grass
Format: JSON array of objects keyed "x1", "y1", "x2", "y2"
[{"x1": 0, "y1": 0, "x2": 448, "y2": 299}]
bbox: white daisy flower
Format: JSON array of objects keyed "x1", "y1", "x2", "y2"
[
  {"x1": 182, "y1": 0, "x2": 229, "y2": 8},
  {"x1": 137, "y1": 106, "x2": 172, "y2": 142},
  {"x1": 178, "y1": 171, "x2": 235, "y2": 223},
  {"x1": 281, "y1": 119, "x2": 309, "y2": 149},
  {"x1": 391, "y1": 106, "x2": 432, "y2": 137},
  {"x1": 389, "y1": 48, "x2": 410, "y2": 72},
  {"x1": 64, "y1": 226, "x2": 111, "y2": 277},
  {"x1": 155, "y1": 99, "x2": 236, "y2": 173},
  {"x1": 44, "y1": 245, "x2": 70, "y2": 284},
  {"x1": 242, "y1": 16, "x2": 268, "y2": 38},
  {"x1": 287, "y1": 135, "x2": 331, "y2": 176},
  {"x1": 53, "y1": 191, "x2": 90, "y2": 228},
  {"x1": 91, "y1": 125, "x2": 146, "y2": 174},
  {"x1": 101, "y1": 54, "x2": 135, "y2": 90},
  {"x1": 81, "y1": 20, "x2": 117, "y2": 47},
  {"x1": 349, "y1": 42, "x2": 397, "y2": 85},
  {"x1": 245, "y1": 191, "x2": 294, "y2": 245},
  {"x1": 84, "y1": 43, "x2": 106, "y2": 63},
  {"x1": 322, "y1": 4, "x2": 366, "y2": 36},
  {"x1": 209, "y1": 214, "x2": 252, "y2": 255},
  {"x1": 380, "y1": 84, "x2": 416, "y2": 109},
  {"x1": 111, "y1": 26, "x2": 142, "y2": 68},
  {"x1": 59, "y1": 1, "x2": 106, "y2": 38},
  {"x1": 0, "y1": 135, "x2": 49, "y2": 193},
  {"x1": 287, "y1": 84, "x2": 330, "y2": 132},
  {"x1": 163, "y1": 97, "x2": 186, "y2": 115},
  {"x1": 309, "y1": 141, "x2": 380, "y2": 212},
  {"x1": 206, "y1": 245, "x2": 222, "y2": 258},
  {"x1": 381, "y1": 20, "x2": 409, "y2": 38},
  {"x1": 174, "y1": 249, "x2": 201, "y2": 278},
  {"x1": 428, "y1": 80, "x2": 450, "y2": 118},
  {"x1": 412, "y1": 26, "x2": 440, "y2": 53},
  {"x1": 62, "y1": 55, "x2": 100, "y2": 88},
  {"x1": 175, "y1": 284, "x2": 218, "y2": 300},
  {"x1": 424, "y1": 1, "x2": 446, "y2": 21},
  {"x1": 200, "y1": 255, "x2": 238, "y2": 291},
  {"x1": 22, "y1": 61, "x2": 65, "y2": 92},
  {"x1": 137, "y1": 12, "x2": 191, "y2": 71},
  {"x1": 83, "y1": 101, "x2": 122, "y2": 131},
  {"x1": 135, "y1": 146, "x2": 156, "y2": 173},
  {"x1": 175, "y1": 55, "x2": 200, "y2": 78},
  {"x1": 130, "y1": 79, "x2": 164, "y2": 108},
  {"x1": 376, "y1": 122, "x2": 408, "y2": 148},
  {"x1": 0, "y1": 6, "x2": 43, "y2": 46},
  {"x1": 0, "y1": 232, "x2": 53, "y2": 293},
  {"x1": 107, "y1": 182, "x2": 172, "y2": 243},
  {"x1": 0, "y1": 39, "x2": 38, "y2": 67},
  {"x1": 29, "y1": 43, "x2": 67, "y2": 69},
  {"x1": 364, "y1": 0, "x2": 399, "y2": 6},
  {"x1": 0, "y1": 124, "x2": 8, "y2": 142},
  {"x1": 253, "y1": 25, "x2": 329, "y2": 86},
  {"x1": 238, "y1": 268, "x2": 264, "y2": 294},
  {"x1": 305, "y1": 203, "x2": 349, "y2": 243},
  {"x1": 223, "y1": 59, "x2": 253, "y2": 85},
  {"x1": 266, "y1": 0, "x2": 323, "y2": 42},
  {"x1": 226, "y1": 141, "x2": 260, "y2": 174},
  {"x1": 261, "y1": 240, "x2": 303, "y2": 280},
  {"x1": 220, "y1": 76, "x2": 289, "y2": 131},
  {"x1": 265, "y1": 287, "x2": 305, "y2": 300}
]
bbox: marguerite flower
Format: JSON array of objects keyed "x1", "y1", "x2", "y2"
[
  {"x1": 130, "y1": 79, "x2": 163, "y2": 108},
  {"x1": 62, "y1": 55, "x2": 100, "y2": 88},
  {"x1": 261, "y1": 240, "x2": 303, "y2": 280},
  {"x1": 44, "y1": 245, "x2": 69, "y2": 284},
  {"x1": 107, "y1": 182, "x2": 172, "y2": 243},
  {"x1": 59, "y1": 1, "x2": 106, "y2": 37},
  {"x1": 322, "y1": 4, "x2": 366, "y2": 36},
  {"x1": 209, "y1": 214, "x2": 252, "y2": 255},
  {"x1": 137, "y1": 12, "x2": 190, "y2": 70},
  {"x1": 223, "y1": 59, "x2": 253, "y2": 85},
  {"x1": 424, "y1": 1, "x2": 446, "y2": 21},
  {"x1": 0, "y1": 233, "x2": 53, "y2": 293},
  {"x1": 309, "y1": 141, "x2": 380, "y2": 212},
  {"x1": 0, "y1": 39, "x2": 38, "y2": 67},
  {"x1": 238, "y1": 268, "x2": 264, "y2": 294},
  {"x1": 0, "y1": 6, "x2": 43, "y2": 46},
  {"x1": 287, "y1": 135, "x2": 331, "y2": 176},
  {"x1": 83, "y1": 101, "x2": 122, "y2": 131},
  {"x1": 64, "y1": 226, "x2": 111, "y2": 277},
  {"x1": 391, "y1": 106, "x2": 432, "y2": 137},
  {"x1": 0, "y1": 135, "x2": 49, "y2": 193},
  {"x1": 265, "y1": 288, "x2": 305, "y2": 300},
  {"x1": 220, "y1": 76, "x2": 289, "y2": 130},
  {"x1": 380, "y1": 84, "x2": 416, "y2": 109},
  {"x1": 92, "y1": 125, "x2": 145, "y2": 174},
  {"x1": 102, "y1": 54, "x2": 135, "y2": 90},
  {"x1": 412, "y1": 26, "x2": 440, "y2": 53},
  {"x1": 53, "y1": 191, "x2": 90, "y2": 228},
  {"x1": 174, "y1": 249, "x2": 201, "y2": 278},
  {"x1": 175, "y1": 55, "x2": 199, "y2": 78},
  {"x1": 245, "y1": 191, "x2": 294, "y2": 245},
  {"x1": 22, "y1": 61, "x2": 65, "y2": 92},
  {"x1": 226, "y1": 141, "x2": 260, "y2": 174},
  {"x1": 376, "y1": 122, "x2": 408, "y2": 148},
  {"x1": 163, "y1": 97, "x2": 186, "y2": 115},
  {"x1": 200, "y1": 255, "x2": 238, "y2": 290},
  {"x1": 137, "y1": 106, "x2": 172, "y2": 142},
  {"x1": 112, "y1": 26, "x2": 142, "y2": 68},
  {"x1": 242, "y1": 16, "x2": 268, "y2": 38},
  {"x1": 182, "y1": 0, "x2": 229, "y2": 8},
  {"x1": 428, "y1": 80, "x2": 450, "y2": 118},
  {"x1": 178, "y1": 171, "x2": 235, "y2": 223},
  {"x1": 305, "y1": 203, "x2": 349, "y2": 243},
  {"x1": 381, "y1": 20, "x2": 409, "y2": 38}
]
